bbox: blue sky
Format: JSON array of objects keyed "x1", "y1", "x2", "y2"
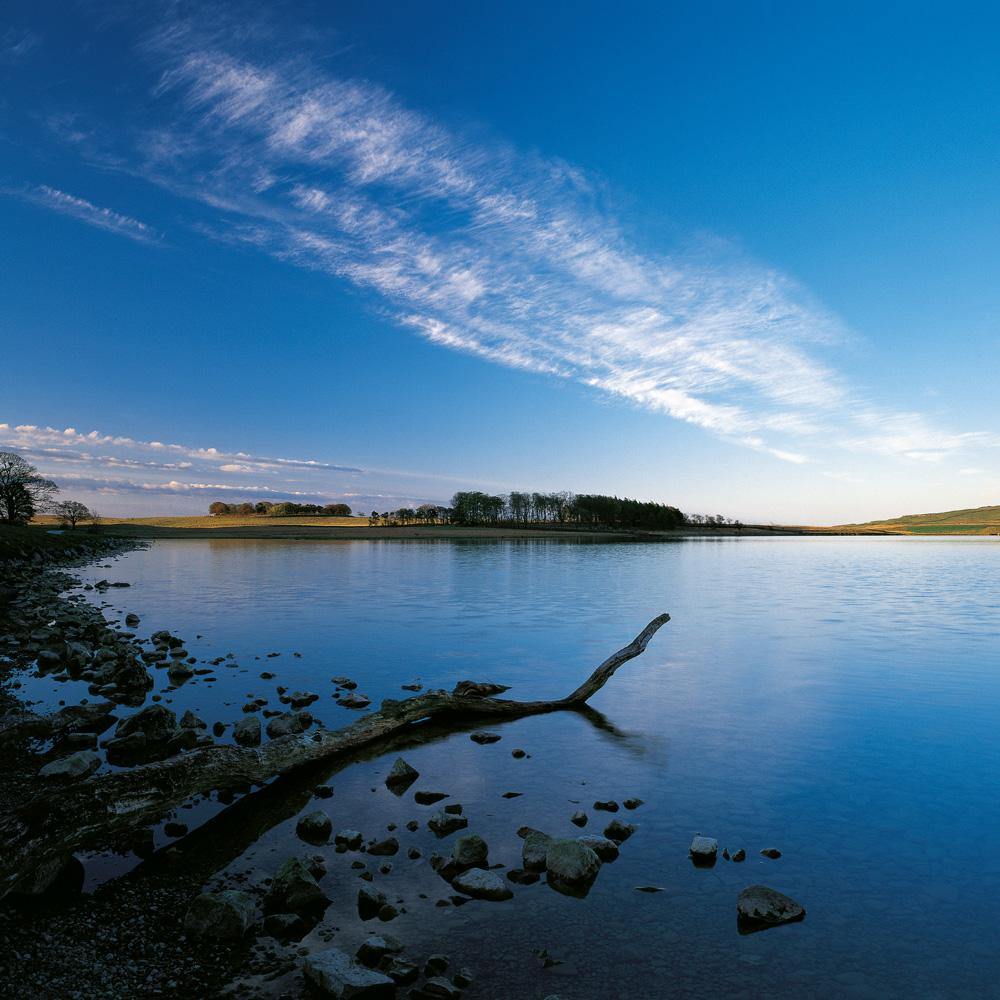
[{"x1": 2, "y1": 1, "x2": 998, "y2": 522}]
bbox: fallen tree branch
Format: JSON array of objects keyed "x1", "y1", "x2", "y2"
[{"x1": 0, "y1": 613, "x2": 669, "y2": 899}]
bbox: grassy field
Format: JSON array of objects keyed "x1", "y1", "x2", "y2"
[{"x1": 838, "y1": 504, "x2": 1000, "y2": 535}]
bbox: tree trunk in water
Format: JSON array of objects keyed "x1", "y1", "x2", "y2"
[{"x1": 0, "y1": 613, "x2": 668, "y2": 899}]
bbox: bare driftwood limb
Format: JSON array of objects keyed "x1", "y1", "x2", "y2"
[{"x1": 0, "y1": 613, "x2": 669, "y2": 899}]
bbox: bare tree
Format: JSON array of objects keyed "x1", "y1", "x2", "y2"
[
  {"x1": 54, "y1": 500, "x2": 92, "y2": 529},
  {"x1": 0, "y1": 451, "x2": 58, "y2": 525}
]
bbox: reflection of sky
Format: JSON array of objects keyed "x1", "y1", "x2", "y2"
[{"x1": 29, "y1": 536, "x2": 1000, "y2": 995}]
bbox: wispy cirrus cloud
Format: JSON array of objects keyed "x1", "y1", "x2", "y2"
[
  {"x1": 11, "y1": 184, "x2": 159, "y2": 244},
  {"x1": 16, "y1": 13, "x2": 999, "y2": 472}
]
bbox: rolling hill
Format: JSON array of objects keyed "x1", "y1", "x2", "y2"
[{"x1": 840, "y1": 505, "x2": 1000, "y2": 534}]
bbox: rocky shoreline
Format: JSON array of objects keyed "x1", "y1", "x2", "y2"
[{"x1": 0, "y1": 534, "x2": 805, "y2": 999}]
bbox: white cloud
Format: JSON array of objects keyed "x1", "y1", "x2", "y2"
[{"x1": 11, "y1": 185, "x2": 160, "y2": 244}]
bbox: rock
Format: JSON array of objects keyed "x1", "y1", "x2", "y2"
[
  {"x1": 737, "y1": 885, "x2": 806, "y2": 930},
  {"x1": 356, "y1": 934, "x2": 404, "y2": 967},
  {"x1": 336, "y1": 829, "x2": 364, "y2": 850},
  {"x1": 38, "y1": 749, "x2": 100, "y2": 780},
  {"x1": 103, "y1": 705, "x2": 194, "y2": 766},
  {"x1": 285, "y1": 690, "x2": 319, "y2": 708},
  {"x1": 368, "y1": 837, "x2": 399, "y2": 856},
  {"x1": 330, "y1": 676, "x2": 357, "y2": 689},
  {"x1": 634, "y1": 885, "x2": 666, "y2": 893},
  {"x1": 522, "y1": 831, "x2": 553, "y2": 871},
  {"x1": 451, "y1": 868, "x2": 513, "y2": 901},
  {"x1": 337, "y1": 692, "x2": 371, "y2": 709},
  {"x1": 428, "y1": 811, "x2": 468, "y2": 837},
  {"x1": 180, "y1": 709, "x2": 207, "y2": 730},
  {"x1": 233, "y1": 715, "x2": 262, "y2": 746},
  {"x1": 425, "y1": 956, "x2": 449, "y2": 976},
  {"x1": 422, "y1": 976, "x2": 463, "y2": 998},
  {"x1": 303, "y1": 948, "x2": 396, "y2": 998},
  {"x1": 377, "y1": 903, "x2": 398, "y2": 922},
  {"x1": 511, "y1": 748, "x2": 527, "y2": 758},
  {"x1": 380, "y1": 957, "x2": 419, "y2": 985},
  {"x1": 265, "y1": 711, "x2": 312, "y2": 739},
  {"x1": 469, "y1": 731, "x2": 501, "y2": 744},
  {"x1": 501, "y1": 791, "x2": 522, "y2": 798},
  {"x1": 124, "y1": 613, "x2": 140, "y2": 627},
  {"x1": 576, "y1": 835, "x2": 620, "y2": 862},
  {"x1": 570, "y1": 811, "x2": 588, "y2": 827},
  {"x1": 264, "y1": 858, "x2": 328, "y2": 916},
  {"x1": 414, "y1": 790, "x2": 448, "y2": 805},
  {"x1": 451, "y1": 833, "x2": 488, "y2": 869},
  {"x1": 262, "y1": 912, "x2": 308, "y2": 939},
  {"x1": 593, "y1": 800, "x2": 619, "y2": 812},
  {"x1": 545, "y1": 839, "x2": 602, "y2": 895},
  {"x1": 443, "y1": 803, "x2": 463, "y2": 815},
  {"x1": 603, "y1": 819, "x2": 636, "y2": 843},
  {"x1": 506, "y1": 868, "x2": 540, "y2": 885},
  {"x1": 452, "y1": 680, "x2": 511, "y2": 697},
  {"x1": 690, "y1": 835, "x2": 718, "y2": 865},
  {"x1": 760, "y1": 848, "x2": 782, "y2": 859},
  {"x1": 357, "y1": 885, "x2": 388, "y2": 920},
  {"x1": 385, "y1": 757, "x2": 419, "y2": 792},
  {"x1": 183, "y1": 890, "x2": 256, "y2": 941},
  {"x1": 164, "y1": 821, "x2": 188, "y2": 838},
  {"x1": 732, "y1": 848, "x2": 747, "y2": 862},
  {"x1": 314, "y1": 784, "x2": 334, "y2": 799},
  {"x1": 623, "y1": 797, "x2": 644, "y2": 809},
  {"x1": 297, "y1": 810, "x2": 333, "y2": 844}
]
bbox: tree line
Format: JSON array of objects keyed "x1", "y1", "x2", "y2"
[
  {"x1": 367, "y1": 491, "x2": 738, "y2": 531},
  {"x1": 208, "y1": 501, "x2": 353, "y2": 517}
]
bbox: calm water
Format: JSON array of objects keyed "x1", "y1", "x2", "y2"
[{"x1": 44, "y1": 537, "x2": 1000, "y2": 997}]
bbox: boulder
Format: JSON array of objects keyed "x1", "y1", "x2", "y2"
[
  {"x1": 522, "y1": 831, "x2": 553, "y2": 871},
  {"x1": 737, "y1": 885, "x2": 806, "y2": 930},
  {"x1": 603, "y1": 819, "x2": 636, "y2": 843},
  {"x1": 385, "y1": 757, "x2": 419, "y2": 793},
  {"x1": 265, "y1": 711, "x2": 312, "y2": 739},
  {"x1": 264, "y1": 858, "x2": 328, "y2": 916},
  {"x1": 103, "y1": 705, "x2": 194, "y2": 766},
  {"x1": 38, "y1": 749, "x2": 100, "y2": 780},
  {"x1": 356, "y1": 934, "x2": 403, "y2": 967},
  {"x1": 180, "y1": 709, "x2": 207, "y2": 730},
  {"x1": 262, "y1": 912, "x2": 308, "y2": 940},
  {"x1": 183, "y1": 890, "x2": 256, "y2": 941},
  {"x1": 576, "y1": 836, "x2": 620, "y2": 862},
  {"x1": 368, "y1": 837, "x2": 399, "y2": 856},
  {"x1": 303, "y1": 948, "x2": 396, "y2": 998},
  {"x1": 451, "y1": 833, "x2": 488, "y2": 869},
  {"x1": 297, "y1": 810, "x2": 333, "y2": 844},
  {"x1": 451, "y1": 868, "x2": 513, "y2": 901},
  {"x1": 428, "y1": 811, "x2": 468, "y2": 837},
  {"x1": 690, "y1": 835, "x2": 718, "y2": 865},
  {"x1": 233, "y1": 715, "x2": 262, "y2": 747},
  {"x1": 357, "y1": 885, "x2": 388, "y2": 920},
  {"x1": 545, "y1": 839, "x2": 601, "y2": 895}
]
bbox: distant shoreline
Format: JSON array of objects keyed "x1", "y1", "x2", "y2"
[{"x1": 29, "y1": 515, "x2": 905, "y2": 540}]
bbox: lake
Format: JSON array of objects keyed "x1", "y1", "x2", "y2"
[{"x1": 39, "y1": 536, "x2": 1000, "y2": 997}]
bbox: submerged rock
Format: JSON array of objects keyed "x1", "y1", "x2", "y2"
[
  {"x1": 303, "y1": 948, "x2": 395, "y2": 998},
  {"x1": 737, "y1": 885, "x2": 806, "y2": 931},
  {"x1": 469, "y1": 731, "x2": 501, "y2": 745},
  {"x1": 576, "y1": 835, "x2": 620, "y2": 862},
  {"x1": 760, "y1": 847, "x2": 783, "y2": 859},
  {"x1": 522, "y1": 831, "x2": 553, "y2": 871},
  {"x1": 183, "y1": 890, "x2": 256, "y2": 941}
]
